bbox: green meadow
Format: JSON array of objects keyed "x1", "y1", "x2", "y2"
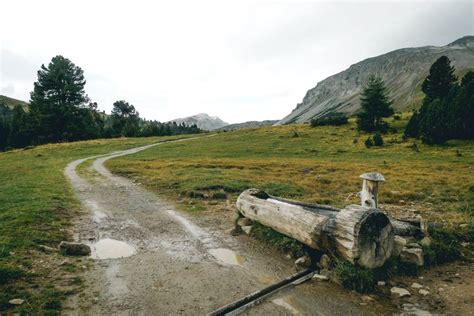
[{"x1": 107, "y1": 117, "x2": 474, "y2": 224}]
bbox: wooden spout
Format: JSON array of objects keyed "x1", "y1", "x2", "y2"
[{"x1": 360, "y1": 172, "x2": 385, "y2": 208}]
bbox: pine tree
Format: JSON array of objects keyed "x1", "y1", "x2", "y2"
[
  {"x1": 421, "y1": 56, "x2": 457, "y2": 102},
  {"x1": 357, "y1": 76, "x2": 394, "y2": 132},
  {"x1": 29, "y1": 55, "x2": 89, "y2": 143},
  {"x1": 111, "y1": 100, "x2": 140, "y2": 137}
]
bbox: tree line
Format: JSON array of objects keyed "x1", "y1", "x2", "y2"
[
  {"x1": 354, "y1": 55, "x2": 472, "y2": 145},
  {"x1": 0, "y1": 56, "x2": 201, "y2": 151}
]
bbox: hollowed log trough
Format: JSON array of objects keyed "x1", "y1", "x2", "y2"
[{"x1": 237, "y1": 188, "x2": 394, "y2": 268}]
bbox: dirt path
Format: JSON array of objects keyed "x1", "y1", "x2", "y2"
[{"x1": 63, "y1": 138, "x2": 393, "y2": 315}]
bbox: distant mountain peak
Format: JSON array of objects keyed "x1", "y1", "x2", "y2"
[
  {"x1": 277, "y1": 36, "x2": 474, "y2": 125},
  {"x1": 169, "y1": 113, "x2": 228, "y2": 131}
]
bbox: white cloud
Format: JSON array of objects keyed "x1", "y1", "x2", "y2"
[{"x1": 0, "y1": 0, "x2": 472, "y2": 123}]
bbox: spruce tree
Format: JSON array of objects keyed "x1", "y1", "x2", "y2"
[
  {"x1": 357, "y1": 76, "x2": 394, "y2": 132},
  {"x1": 421, "y1": 56, "x2": 457, "y2": 102}
]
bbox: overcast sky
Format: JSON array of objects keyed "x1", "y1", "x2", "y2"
[{"x1": 0, "y1": 0, "x2": 472, "y2": 123}]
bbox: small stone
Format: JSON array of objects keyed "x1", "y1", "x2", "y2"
[
  {"x1": 319, "y1": 254, "x2": 331, "y2": 270},
  {"x1": 419, "y1": 289, "x2": 430, "y2": 296},
  {"x1": 391, "y1": 287, "x2": 411, "y2": 298},
  {"x1": 319, "y1": 268, "x2": 331, "y2": 277},
  {"x1": 58, "y1": 241, "x2": 91, "y2": 256},
  {"x1": 361, "y1": 295, "x2": 374, "y2": 302},
  {"x1": 377, "y1": 281, "x2": 386, "y2": 286},
  {"x1": 400, "y1": 247, "x2": 424, "y2": 266},
  {"x1": 411, "y1": 282, "x2": 423, "y2": 289},
  {"x1": 312, "y1": 274, "x2": 329, "y2": 281},
  {"x1": 393, "y1": 235, "x2": 407, "y2": 257},
  {"x1": 459, "y1": 224, "x2": 468, "y2": 228},
  {"x1": 237, "y1": 218, "x2": 252, "y2": 227},
  {"x1": 295, "y1": 256, "x2": 311, "y2": 269},
  {"x1": 241, "y1": 225, "x2": 252, "y2": 235},
  {"x1": 438, "y1": 287, "x2": 445, "y2": 292},
  {"x1": 407, "y1": 242, "x2": 422, "y2": 249},
  {"x1": 9, "y1": 299, "x2": 24, "y2": 305},
  {"x1": 420, "y1": 237, "x2": 432, "y2": 247}
]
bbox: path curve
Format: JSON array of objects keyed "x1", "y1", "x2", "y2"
[{"x1": 63, "y1": 138, "x2": 391, "y2": 315}]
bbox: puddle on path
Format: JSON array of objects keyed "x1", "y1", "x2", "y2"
[
  {"x1": 90, "y1": 238, "x2": 136, "y2": 260},
  {"x1": 209, "y1": 248, "x2": 245, "y2": 266}
]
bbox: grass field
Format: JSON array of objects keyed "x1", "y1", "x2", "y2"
[
  {"x1": 107, "y1": 116, "x2": 474, "y2": 224},
  {"x1": 0, "y1": 135, "x2": 190, "y2": 313}
]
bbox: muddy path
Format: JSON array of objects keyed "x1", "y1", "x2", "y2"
[{"x1": 63, "y1": 138, "x2": 393, "y2": 315}]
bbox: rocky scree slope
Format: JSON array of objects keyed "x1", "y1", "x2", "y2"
[{"x1": 278, "y1": 36, "x2": 474, "y2": 124}]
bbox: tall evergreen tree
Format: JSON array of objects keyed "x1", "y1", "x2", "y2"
[
  {"x1": 421, "y1": 56, "x2": 457, "y2": 102},
  {"x1": 110, "y1": 100, "x2": 140, "y2": 137},
  {"x1": 29, "y1": 55, "x2": 90, "y2": 143},
  {"x1": 357, "y1": 76, "x2": 394, "y2": 132}
]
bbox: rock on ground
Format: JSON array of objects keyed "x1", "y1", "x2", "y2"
[
  {"x1": 295, "y1": 256, "x2": 312, "y2": 269},
  {"x1": 391, "y1": 287, "x2": 411, "y2": 298},
  {"x1": 59, "y1": 241, "x2": 91, "y2": 256},
  {"x1": 400, "y1": 247, "x2": 424, "y2": 266},
  {"x1": 319, "y1": 254, "x2": 331, "y2": 269}
]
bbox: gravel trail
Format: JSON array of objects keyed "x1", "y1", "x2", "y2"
[{"x1": 63, "y1": 138, "x2": 392, "y2": 315}]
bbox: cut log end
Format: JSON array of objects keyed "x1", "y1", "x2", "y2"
[
  {"x1": 356, "y1": 210, "x2": 394, "y2": 268},
  {"x1": 330, "y1": 205, "x2": 394, "y2": 268}
]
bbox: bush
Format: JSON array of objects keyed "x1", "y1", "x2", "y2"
[
  {"x1": 211, "y1": 192, "x2": 227, "y2": 200},
  {"x1": 0, "y1": 264, "x2": 25, "y2": 285},
  {"x1": 373, "y1": 132, "x2": 384, "y2": 146},
  {"x1": 423, "y1": 227, "x2": 463, "y2": 265},
  {"x1": 364, "y1": 137, "x2": 373, "y2": 148},
  {"x1": 310, "y1": 114, "x2": 348, "y2": 127},
  {"x1": 334, "y1": 261, "x2": 375, "y2": 293}
]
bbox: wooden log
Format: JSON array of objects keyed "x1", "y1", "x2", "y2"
[{"x1": 236, "y1": 189, "x2": 394, "y2": 268}]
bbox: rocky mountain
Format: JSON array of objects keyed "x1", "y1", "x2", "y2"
[
  {"x1": 216, "y1": 120, "x2": 278, "y2": 131},
  {"x1": 278, "y1": 36, "x2": 474, "y2": 125},
  {"x1": 169, "y1": 113, "x2": 228, "y2": 131}
]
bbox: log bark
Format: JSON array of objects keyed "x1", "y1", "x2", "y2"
[{"x1": 237, "y1": 189, "x2": 394, "y2": 268}]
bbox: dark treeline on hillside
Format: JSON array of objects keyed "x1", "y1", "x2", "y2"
[
  {"x1": 0, "y1": 56, "x2": 201, "y2": 151},
  {"x1": 405, "y1": 56, "x2": 473, "y2": 144}
]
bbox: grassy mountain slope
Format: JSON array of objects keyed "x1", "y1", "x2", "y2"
[{"x1": 278, "y1": 36, "x2": 474, "y2": 124}]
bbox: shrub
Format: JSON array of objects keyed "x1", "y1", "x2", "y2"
[
  {"x1": 423, "y1": 227, "x2": 463, "y2": 265},
  {"x1": 211, "y1": 192, "x2": 227, "y2": 200},
  {"x1": 364, "y1": 137, "x2": 373, "y2": 148},
  {"x1": 373, "y1": 132, "x2": 384, "y2": 146},
  {"x1": 334, "y1": 261, "x2": 375, "y2": 293},
  {"x1": 310, "y1": 114, "x2": 348, "y2": 127},
  {"x1": 0, "y1": 264, "x2": 25, "y2": 285}
]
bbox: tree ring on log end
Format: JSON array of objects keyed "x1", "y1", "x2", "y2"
[{"x1": 356, "y1": 211, "x2": 394, "y2": 268}]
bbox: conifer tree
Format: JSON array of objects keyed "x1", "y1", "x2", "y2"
[
  {"x1": 29, "y1": 55, "x2": 90, "y2": 143},
  {"x1": 357, "y1": 76, "x2": 394, "y2": 132},
  {"x1": 421, "y1": 56, "x2": 457, "y2": 102}
]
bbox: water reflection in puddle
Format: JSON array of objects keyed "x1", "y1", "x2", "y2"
[
  {"x1": 90, "y1": 238, "x2": 136, "y2": 259},
  {"x1": 209, "y1": 248, "x2": 244, "y2": 266}
]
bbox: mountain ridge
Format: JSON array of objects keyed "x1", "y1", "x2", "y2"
[
  {"x1": 277, "y1": 36, "x2": 474, "y2": 125},
  {"x1": 169, "y1": 113, "x2": 228, "y2": 131}
]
